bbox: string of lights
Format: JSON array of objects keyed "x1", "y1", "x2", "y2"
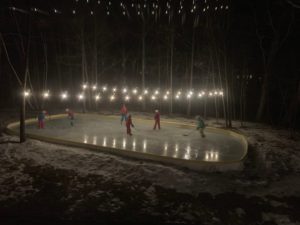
[
  {"x1": 8, "y1": 0, "x2": 230, "y2": 20},
  {"x1": 23, "y1": 84, "x2": 224, "y2": 102}
]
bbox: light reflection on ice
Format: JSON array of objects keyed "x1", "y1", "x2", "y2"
[
  {"x1": 83, "y1": 135, "x2": 88, "y2": 144},
  {"x1": 92, "y1": 136, "x2": 97, "y2": 145},
  {"x1": 143, "y1": 140, "x2": 147, "y2": 152},
  {"x1": 163, "y1": 143, "x2": 168, "y2": 156},
  {"x1": 103, "y1": 136, "x2": 107, "y2": 147},
  {"x1": 112, "y1": 138, "x2": 116, "y2": 148},
  {"x1": 184, "y1": 145, "x2": 191, "y2": 160},
  {"x1": 173, "y1": 144, "x2": 179, "y2": 158},
  {"x1": 175, "y1": 144, "x2": 179, "y2": 152},
  {"x1": 79, "y1": 134, "x2": 221, "y2": 161},
  {"x1": 132, "y1": 139, "x2": 136, "y2": 151},
  {"x1": 204, "y1": 150, "x2": 219, "y2": 161},
  {"x1": 122, "y1": 138, "x2": 127, "y2": 149}
]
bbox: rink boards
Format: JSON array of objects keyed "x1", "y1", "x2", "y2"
[{"x1": 6, "y1": 113, "x2": 248, "y2": 171}]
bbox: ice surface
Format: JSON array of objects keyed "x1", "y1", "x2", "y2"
[{"x1": 22, "y1": 114, "x2": 246, "y2": 162}]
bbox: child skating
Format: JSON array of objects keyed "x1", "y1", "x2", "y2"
[
  {"x1": 37, "y1": 110, "x2": 47, "y2": 129},
  {"x1": 66, "y1": 108, "x2": 75, "y2": 126},
  {"x1": 153, "y1": 109, "x2": 161, "y2": 130},
  {"x1": 196, "y1": 115, "x2": 206, "y2": 138},
  {"x1": 126, "y1": 114, "x2": 134, "y2": 136},
  {"x1": 120, "y1": 104, "x2": 128, "y2": 125}
]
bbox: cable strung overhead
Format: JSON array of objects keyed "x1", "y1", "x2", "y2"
[{"x1": 7, "y1": 0, "x2": 230, "y2": 23}]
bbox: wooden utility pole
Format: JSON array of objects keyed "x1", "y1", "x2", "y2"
[{"x1": 20, "y1": 89, "x2": 26, "y2": 143}]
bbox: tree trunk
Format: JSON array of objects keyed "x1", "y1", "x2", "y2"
[
  {"x1": 169, "y1": 27, "x2": 174, "y2": 114},
  {"x1": 187, "y1": 27, "x2": 195, "y2": 116},
  {"x1": 142, "y1": 21, "x2": 146, "y2": 111},
  {"x1": 81, "y1": 26, "x2": 86, "y2": 113}
]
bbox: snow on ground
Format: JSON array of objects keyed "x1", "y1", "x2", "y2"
[{"x1": 0, "y1": 110, "x2": 300, "y2": 225}]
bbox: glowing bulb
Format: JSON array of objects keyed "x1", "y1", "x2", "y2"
[
  {"x1": 177, "y1": 91, "x2": 182, "y2": 95},
  {"x1": 175, "y1": 95, "x2": 180, "y2": 99},
  {"x1": 132, "y1": 89, "x2": 138, "y2": 94},
  {"x1": 43, "y1": 91, "x2": 50, "y2": 98},
  {"x1": 95, "y1": 95, "x2": 100, "y2": 101},
  {"x1": 209, "y1": 92, "x2": 213, "y2": 96},
  {"x1": 24, "y1": 90, "x2": 30, "y2": 97},
  {"x1": 166, "y1": 91, "x2": 170, "y2": 95},
  {"x1": 144, "y1": 90, "x2": 148, "y2": 95},
  {"x1": 110, "y1": 95, "x2": 115, "y2": 101},
  {"x1": 214, "y1": 91, "x2": 218, "y2": 95},
  {"x1": 78, "y1": 93, "x2": 84, "y2": 100},
  {"x1": 163, "y1": 95, "x2": 168, "y2": 100},
  {"x1": 61, "y1": 92, "x2": 68, "y2": 100},
  {"x1": 112, "y1": 87, "x2": 117, "y2": 92},
  {"x1": 122, "y1": 88, "x2": 127, "y2": 93},
  {"x1": 151, "y1": 95, "x2": 156, "y2": 100},
  {"x1": 125, "y1": 95, "x2": 130, "y2": 101},
  {"x1": 198, "y1": 93, "x2": 203, "y2": 98},
  {"x1": 219, "y1": 91, "x2": 223, "y2": 96},
  {"x1": 187, "y1": 94, "x2": 191, "y2": 99},
  {"x1": 138, "y1": 95, "x2": 143, "y2": 101},
  {"x1": 154, "y1": 90, "x2": 159, "y2": 95},
  {"x1": 92, "y1": 85, "x2": 97, "y2": 90},
  {"x1": 102, "y1": 86, "x2": 107, "y2": 91},
  {"x1": 82, "y1": 84, "x2": 88, "y2": 90}
]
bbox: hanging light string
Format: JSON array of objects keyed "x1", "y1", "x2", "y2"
[
  {"x1": 23, "y1": 84, "x2": 224, "y2": 102},
  {"x1": 8, "y1": 0, "x2": 229, "y2": 19}
]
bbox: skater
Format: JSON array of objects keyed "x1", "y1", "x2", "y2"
[
  {"x1": 37, "y1": 110, "x2": 47, "y2": 129},
  {"x1": 126, "y1": 114, "x2": 134, "y2": 136},
  {"x1": 196, "y1": 115, "x2": 206, "y2": 138},
  {"x1": 120, "y1": 104, "x2": 128, "y2": 125},
  {"x1": 66, "y1": 108, "x2": 75, "y2": 126},
  {"x1": 153, "y1": 109, "x2": 161, "y2": 130}
]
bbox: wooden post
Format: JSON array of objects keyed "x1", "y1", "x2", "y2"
[{"x1": 20, "y1": 92, "x2": 26, "y2": 143}]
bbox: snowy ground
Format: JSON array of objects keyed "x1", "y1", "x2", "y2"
[{"x1": 0, "y1": 109, "x2": 300, "y2": 225}]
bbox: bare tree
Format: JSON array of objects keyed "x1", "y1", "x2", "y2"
[{"x1": 254, "y1": 0, "x2": 294, "y2": 121}]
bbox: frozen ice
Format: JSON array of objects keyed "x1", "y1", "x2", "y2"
[{"x1": 22, "y1": 114, "x2": 246, "y2": 162}]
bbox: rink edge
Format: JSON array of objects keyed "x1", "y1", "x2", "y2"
[{"x1": 5, "y1": 114, "x2": 248, "y2": 172}]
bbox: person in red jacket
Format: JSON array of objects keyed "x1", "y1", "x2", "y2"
[
  {"x1": 65, "y1": 108, "x2": 74, "y2": 126},
  {"x1": 37, "y1": 110, "x2": 47, "y2": 129},
  {"x1": 126, "y1": 114, "x2": 134, "y2": 136},
  {"x1": 153, "y1": 109, "x2": 161, "y2": 130},
  {"x1": 120, "y1": 104, "x2": 128, "y2": 125}
]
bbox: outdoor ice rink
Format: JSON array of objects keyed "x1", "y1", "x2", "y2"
[{"x1": 23, "y1": 114, "x2": 247, "y2": 163}]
